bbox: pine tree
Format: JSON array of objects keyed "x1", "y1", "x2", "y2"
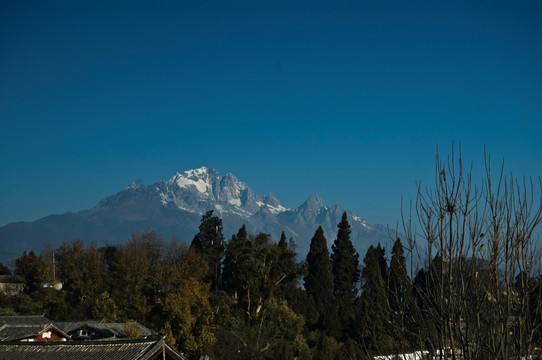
[
  {"x1": 278, "y1": 231, "x2": 288, "y2": 249},
  {"x1": 222, "y1": 225, "x2": 250, "y2": 298},
  {"x1": 274, "y1": 232, "x2": 303, "y2": 303},
  {"x1": 355, "y1": 244, "x2": 391, "y2": 355},
  {"x1": 412, "y1": 254, "x2": 442, "y2": 352},
  {"x1": 191, "y1": 210, "x2": 225, "y2": 290},
  {"x1": 331, "y1": 211, "x2": 360, "y2": 340},
  {"x1": 388, "y1": 238, "x2": 420, "y2": 353},
  {"x1": 304, "y1": 226, "x2": 340, "y2": 338}
]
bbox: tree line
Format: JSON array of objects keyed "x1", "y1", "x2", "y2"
[{"x1": 1, "y1": 148, "x2": 541, "y2": 359}]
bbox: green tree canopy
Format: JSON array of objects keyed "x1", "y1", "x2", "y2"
[
  {"x1": 161, "y1": 247, "x2": 215, "y2": 359},
  {"x1": 331, "y1": 212, "x2": 360, "y2": 339},
  {"x1": 388, "y1": 238, "x2": 421, "y2": 353},
  {"x1": 356, "y1": 244, "x2": 391, "y2": 355},
  {"x1": 191, "y1": 210, "x2": 225, "y2": 290},
  {"x1": 15, "y1": 250, "x2": 47, "y2": 295},
  {"x1": 304, "y1": 226, "x2": 339, "y2": 338},
  {"x1": 222, "y1": 225, "x2": 250, "y2": 297}
]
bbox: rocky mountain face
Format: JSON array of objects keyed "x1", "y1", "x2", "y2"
[{"x1": 0, "y1": 167, "x2": 392, "y2": 263}]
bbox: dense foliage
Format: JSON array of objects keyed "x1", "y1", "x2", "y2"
[
  {"x1": 1, "y1": 212, "x2": 541, "y2": 359},
  {"x1": 1, "y1": 151, "x2": 541, "y2": 359}
]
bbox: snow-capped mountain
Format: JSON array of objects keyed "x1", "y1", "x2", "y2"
[
  {"x1": 153, "y1": 167, "x2": 287, "y2": 217},
  {"x1": 0, "y1": 167, "x2": 392, "y2": 263}
]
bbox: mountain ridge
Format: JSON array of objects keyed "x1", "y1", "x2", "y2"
[{"x1": 0, "y1": 167, "x2": 392, "y2": 263}]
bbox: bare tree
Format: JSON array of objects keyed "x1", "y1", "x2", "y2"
[{"x1": 403, "y1": 145, "x2": 542, "y2": 359}]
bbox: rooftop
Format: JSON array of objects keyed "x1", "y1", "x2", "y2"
[{"x1": 0, "y1": 337, "x2": 187, "y2": 360}]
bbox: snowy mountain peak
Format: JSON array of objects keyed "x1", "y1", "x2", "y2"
[
  {"x1": 168, "y1": 167, "x2": 219, "y2": 195},
  {"x1": 185, "y1": 166, "x2": 210, "y2": 176},
  {"x1": 0, "y1": 166, "x2": 391, "y2": 264},
  {"x1": 157, "y1": 167, "x2": 288, "y2": 218},
  {"x1": 264, "y1": 193, "x2": 280, "y2": 207},
  {"x1": 182, "y1": 166, "x2": 221, "y2": 182}
]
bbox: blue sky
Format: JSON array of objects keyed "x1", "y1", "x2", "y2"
[{"x1": 1, "y1": 0, "x2": 541, "y2": 229}]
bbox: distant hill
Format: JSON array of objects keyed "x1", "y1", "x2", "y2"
[{"x1": 0, "y1": 167, "x2": 394, "y2": 264}]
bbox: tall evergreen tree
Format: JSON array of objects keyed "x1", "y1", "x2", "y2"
[
  {"x1": 274, "y1": 232, "x2": 303, "y2": 302},
  {"x1": 245, "y1": 232, "x2": 276, "y2": 317},
  {"x1": 355, "y1": 244, "x2": 391, "y2": 356},
  {"x1": 222, "y1": 225, "x2": 250, "y2": 298},
  {"x1": 191, "y1": 210, "x2": 225, "y2": 290},
  {"x1": 412, "y1": 254, "x2": 443, "y2": 352},
  {"x1": 388, "y1": 238, "x2": 420, "y2": 353},
  {"x1": 215, "y1": 229, "x2": 309, "y2": 359},
  {"x1": 278, "y1": 231, "x2": 288, "y2": 249},
  {"x1": 304, "y1": 226, "x2": 340, "y2": 338},
  {"x1": 223, "y1": 227, "x2": 298, "y2": 320},
  {"x1": 331, "y1": 212, "x2": 360, "y2": 340}
]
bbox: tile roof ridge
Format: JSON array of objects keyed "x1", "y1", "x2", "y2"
[{"x1": 0, "y1": 336, "x2": 162, "y2": 346}]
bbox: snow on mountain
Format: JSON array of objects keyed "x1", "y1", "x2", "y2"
[
  {"x1": 172, "y1": 168, "x2": 213, "y2": 194},
  {"x1": 351, "y1": 214, "x2": 372, "y2": 230},
  {"x1": 154, "y1": 167, "x2": 287, "y2": 219},
  {"x1": 0, "y1": 166, "x2": 393, "y2": 263}
]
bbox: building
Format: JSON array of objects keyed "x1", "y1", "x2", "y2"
[
  {"x1": 56, "y1": 319, "x2": 157, "y2": 340},
  {"x1": 0, "y1": 315, "x2": 156, "y2": 342},
  {"x1": 0, "y1": 316, "x2": 187, "y2": 360},
  {"x1": 0, "y1": 315, "x2": 70, "y2": 342},
  {"x1": 0, "y1": 336, "x2": 187, "y2": 360},
  {"x1": 0, "y1": 275, "x2": 25, "y2": 296}
]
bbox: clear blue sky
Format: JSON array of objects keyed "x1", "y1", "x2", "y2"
[{"x1": 1, "y1": 0, "x2": 541, "y2": 228}]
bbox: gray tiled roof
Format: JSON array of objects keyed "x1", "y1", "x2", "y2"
[
  {"x1": 0, "y1": 315, "x2": 50, "y2": 326},
  {"x1": 56, "y1": 319, "x2": 157, "y2": 339},
  {"x1": 0, "y1": 316, "x2": 54, "y2": 341},
  {"x1": 0, "y1": 337, "x2": 187, "y2": 360},
  {"x1": 0, "y1": 316, "x2": 156, "y2": 341},
  {"x1": 54, "y1": 319, "x2": 108, "y2": 333},
  {"x1": 0, "y1": 324, "x2": 52, "y2": 341}
]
